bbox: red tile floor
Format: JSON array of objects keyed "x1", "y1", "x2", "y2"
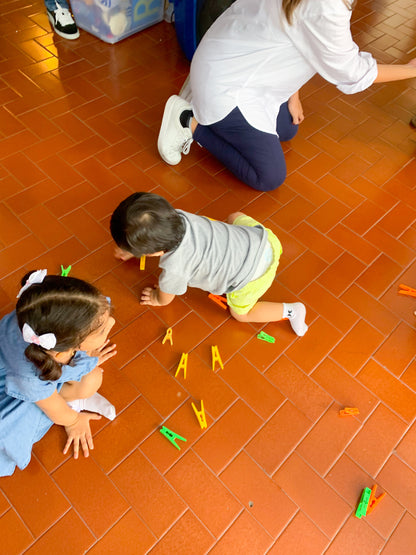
[{"x1": 1, "y1": 0, "x2": 416, "y2": 553}]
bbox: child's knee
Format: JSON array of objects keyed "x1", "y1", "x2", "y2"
[
  {"x1": 230, "y1": 308, "x2": 249, "y2": 322},
  {"x1": 77, "y1": 366, "x2": 103, "y2": 398},
  {"x1": 227, "y1": 212, "x2": 245, "y2": 224}
]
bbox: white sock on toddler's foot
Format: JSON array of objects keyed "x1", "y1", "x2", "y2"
[
  {"x1": 68, "y1": 393, "x2": 116, "y2": 421},
  {"x1": 282, "y1": 302, "x2": 308, "y2": 337}
]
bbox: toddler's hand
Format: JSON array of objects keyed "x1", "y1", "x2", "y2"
[
  {"x1": 140, "y1": 285, "x2": 161, "y2": 306},
  {"x1": 90, "y1": 339, "x2": 117, "y2": 365},
  {"x1": 63, "y1": 412, "x2": 101, "y2": 459},
  {"x1": 114, "y1": 246, "x2": 134, "y2": 261}
]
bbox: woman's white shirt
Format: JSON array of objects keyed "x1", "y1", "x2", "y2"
[{"x1": 190, "y1": 0, "x2": 377, "y2": 134}]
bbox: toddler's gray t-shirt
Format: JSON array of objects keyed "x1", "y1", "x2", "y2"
[{"x1": 158, "y1": 210, "x2": 268, "y2": 295}]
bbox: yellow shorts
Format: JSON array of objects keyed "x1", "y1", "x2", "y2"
[{"x1": 226, "y1": 215, "x2": 282, "y2": 315}]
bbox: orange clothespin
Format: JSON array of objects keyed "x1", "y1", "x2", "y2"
[
  {"x1": 208, "y1": 293, "x2": 228, "y2": 310},
  {"x1": 175, "y1": 353, "x2": 188, "y2": 379},
  {"x1": 211, "y1": 345, "x2": 223, "y2": 372},
  {"x1": 162, "y1": 327, "x2": 173, "y2": 346},
  {"x1": 366, "y1": 484, "x2": 386, "y2": 515},
  {"x1": 139, "y1": 255, "x2": 146, "y2": 270},
  {"x1": 191, "y1": 400, "x2": 207, "y2": 429},
  {"x1": 398, "y1": 284, "x2": 416, "y2": 297},
  {"x1": 339, "y1": 407, "x2": 360, "y2": 417}
]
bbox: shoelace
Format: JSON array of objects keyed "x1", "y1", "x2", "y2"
[
  {"x1": 54, "y1": 3, "x2": 74, "y2": 25},
  {"x1": 182, "y1": 138, "x2": 193, "y2": 154}
]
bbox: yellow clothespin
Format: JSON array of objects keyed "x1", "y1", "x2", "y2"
[
  {"x1": 191, "y1": 400, "x2": 207, "y2": 429},
  {"x1": 139, "y1": 255, "x2": 146, "y2": 270},
  {"x1": 175, "y1": 353, "x2": 188, "y2": 379},
  {"x1": 162, "y1": 327, "x2": 173, "y2": 346},
  {"x1": 211, "y1": 345, "x2": 223, "y2": 372}
]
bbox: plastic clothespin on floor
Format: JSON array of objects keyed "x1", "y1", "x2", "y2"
[
  {"x1": 355, "y1": 487, "x2": 372, "y2": 519},
  {"x1": 191, "y1": 400, "x2": 207, "y2": 429},
  {"x1": 211, "y1": 345, "x2": 223, "y2": 372},
  {"x1": 139, "y1": 255, "x2": 146, "y2": 270},
  {"x1": 257, "y1": 331, "x2": 275, "y2": 343},
  {"x1": 175, "y1": 353, "x2": 188, "y2": 379},
  {"x1": 366, "y1": 484, "x2": 386, "y2": 515},
  {"x1": 60, "y1": 265, "x2": 71, "y2": 277},
  {"x1": 398, "y1": 283, "x2": 416, "y2": 297},
  {"x1": 208, "y1": 293, "x2": 228, "y2": 310},
  {"x1": 339, "y1": 407, "x2": 360, "y2": 417},
  {"x1": 162, "y1": 327, "x2": 173, "y2": 346},
  {"x1": 160, "y1": 426, "x2": 187, "y2": 450}
]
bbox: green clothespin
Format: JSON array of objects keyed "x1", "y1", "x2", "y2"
[
  {"x1": 257, "y1": 331, "x2": 275, "y2": 343},
  {"x1": 355, "y1": 487, "x2": 372, "y2": 519},
  {"x1": 160, "y1": 426, "x2": 187, "y2": 450},
  {"x1": 60, "y1": 265, "x2": 71, "y2": 277}
]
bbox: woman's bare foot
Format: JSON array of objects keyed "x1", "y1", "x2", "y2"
[{"x1": 114, "y1": 246, "x2": 134, "y2": 261}]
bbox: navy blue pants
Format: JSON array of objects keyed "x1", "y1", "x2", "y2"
[{"x1": 193, "y1": 102, "x2": 298, "y2": 192}]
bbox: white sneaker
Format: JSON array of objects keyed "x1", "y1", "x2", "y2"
[
  {"x1": 47, "y1": 3, "x2": 80, "y2": 40},
  {"x1": 158, "y1": 95, "x2": 193, "y2": 165}
]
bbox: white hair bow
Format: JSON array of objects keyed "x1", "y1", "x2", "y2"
[
  {"x1": 17, "y1": 269, "x2": 47, "y2": 298},
  {"x1": 22, "y1": 323, "x2": 57, "y2": 350}
]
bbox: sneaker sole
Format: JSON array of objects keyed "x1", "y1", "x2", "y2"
[
  {"x1": 47, "y1": 12, "x2": 80, "y2": 40},
  {"x1": 157, "y1": 95, "x2": 187, "y2": 165}
]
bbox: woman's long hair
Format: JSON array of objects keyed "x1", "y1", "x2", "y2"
[
  {"x1": 16, "y1": 273, "x2": 109, "y2": 381},
  {"x1": 282, "y1": 0, "x2": 355, "y2": 24}
]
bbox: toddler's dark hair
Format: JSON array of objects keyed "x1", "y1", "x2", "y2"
[
  {"x1": 110, "y1": 192, "x2": 185, "y2": 257},
  {"x1": 16, "y1": 273, "x2": 109, "y2": 381}
]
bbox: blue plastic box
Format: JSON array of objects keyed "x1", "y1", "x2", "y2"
[{"x1": 71, "y1": 0, "x2": 164, "y2": 44}]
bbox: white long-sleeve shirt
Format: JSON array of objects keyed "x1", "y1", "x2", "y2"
[{"x1": 190, "y1": 0, "x2": 377, "y2": 134}]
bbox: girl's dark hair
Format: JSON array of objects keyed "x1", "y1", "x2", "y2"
[
  {"x1": 110, "y1": 192, "x2": 186, "y2": 257},
  {"x1": 16, "y1": 273, "x2": 109, "y2": 382}
]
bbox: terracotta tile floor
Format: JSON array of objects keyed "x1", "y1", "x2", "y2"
[{"x1": 1, "y1": 0, "x2": 416, "y2": 553}]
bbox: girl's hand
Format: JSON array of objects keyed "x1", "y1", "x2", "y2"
[
  {"x1": 88, "y1": 339, "x2": 117, "y2": 365},
  {"x1": 114, "y1": 246, "x2": 134, "y2": 261},
  {"x1": 141, "y1": 285, "x2": 161, "y2": 306},
  {"x1": 63, "y1": 412, "x2": 101, "y2": 459},
  {"x1": 288, "y1": 92, "x2": 305, "y2": 125}
]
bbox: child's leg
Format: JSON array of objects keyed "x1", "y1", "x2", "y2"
[
  {"x1": 230, "y1": 302, "x2": 308, "y2": 336},
  {"x1": 59, "y1": 366, "x2": 103, "y2": 402}
]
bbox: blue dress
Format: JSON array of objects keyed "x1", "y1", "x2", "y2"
[{"x1": 0, "y1": 312, "x2": 98, "y2": 476}]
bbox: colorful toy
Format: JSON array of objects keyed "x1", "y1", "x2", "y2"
[
  {"x1": 140, "y1": 255, "x2": 146, "y2": 270},
  {"x1": 355, "y1": 487, "x2": 372, "y2": 518},
  {"x1": 257, "y1": 331, "x2": 275, "y2": 343},
  {"x1": 208, "y1": 293, "x2": 228, "y2": 310},
  {"x1": 191, "y1": 400, "x2": 207, "y2": 429},
  {"x1": 339, "y1": 407, "x2": 360, "y2": 417},
  {"x1": 162, "y1": 327, "x2": 173, "y2": 346},
  {"x1": 211, "y1": 345, "x2": 223, "y2": 371},
  {"x1": 60, "y1": 265, "x2": 71, "y2": 277},
  {"x1": 160, "y1": 426, "x2": 187, "y2": 450},
  {"x1": 398, "y1": 283, "x2": 416, "y2": 297},
  {"x1": 366, "y1": 484, "x2": 386, "y2": 515},
  {"x1": 175, "y1": 352, "x2": 188, "y2": 379}
]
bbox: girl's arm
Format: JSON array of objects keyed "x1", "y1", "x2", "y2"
[
  {"x1": 374, "y1": 59, "x2": 416, "y2": 83},
  {"x1": 36, "y1": 391, "x2": 101, "y2": 459}
]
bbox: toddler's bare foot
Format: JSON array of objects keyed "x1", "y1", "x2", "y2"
[{"x1": 114, "y1": 246, "x2": 134, "y2": 261}]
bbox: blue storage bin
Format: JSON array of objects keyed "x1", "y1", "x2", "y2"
[{"x1": 72, "y1": 0, "x2": 164, "y2": 44}]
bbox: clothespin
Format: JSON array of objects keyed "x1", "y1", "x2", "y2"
[
  {"x1": 257, "y1": 331, "x2": 275, "y2": 343},
  {"x1": 160, "y1": 426, "x2": 187, "y2": 450},
  {"x1": 162, "y1": 327, "x2": 173, "y2": 346},
  {"x1": 208, "y1": 293, "x2": 228, "y2": 310},
  {"x1": 191, "y1": 400, "x2": 207, "y2": 429},
  {"x1": 175, "y1": 353, "x2": 188, "y2": 379},
  {"x1": 60, "y1": 265, "x2": 71, "y2": 277},
  {"x1": 139, "y1": 255, "x2": 146, "y2": 270},
  {"x1": 366, "y1": 484, "x2": 386, "y2": 515},
  {"x1": 211, "y1": 345, "x2": 223, "y2": 371},
  {"x1": 355, "y1": 487, "x2": 372, "y2": 519},
  {"x1": 398, "y1": 283, "x2": 416, "y2": 297},
  {"x1": 339, "y1": 407, "x2": 360, "y2": 417}
]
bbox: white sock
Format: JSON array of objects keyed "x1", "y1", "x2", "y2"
[
  {"x1": 68, "y1": 393, "x2": 116, "y2": 421},
  {"x1": 282, "y1": 302, "x2": 308, "y2": 337}
]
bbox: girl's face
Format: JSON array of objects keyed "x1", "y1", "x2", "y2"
[{"x1": 78, "y1": 310, "x2": 115, "y2": 353}]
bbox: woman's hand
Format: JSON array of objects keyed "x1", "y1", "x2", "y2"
[
  {"x1": 88, "y1": 339, "x2": 117, "y2": 365},
  {"x1": 63, "y1": 412, "x2": 101, "y2": 459},
  {"x1": 288, "y1": 91, "x2": 305, "y2": 125}
]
